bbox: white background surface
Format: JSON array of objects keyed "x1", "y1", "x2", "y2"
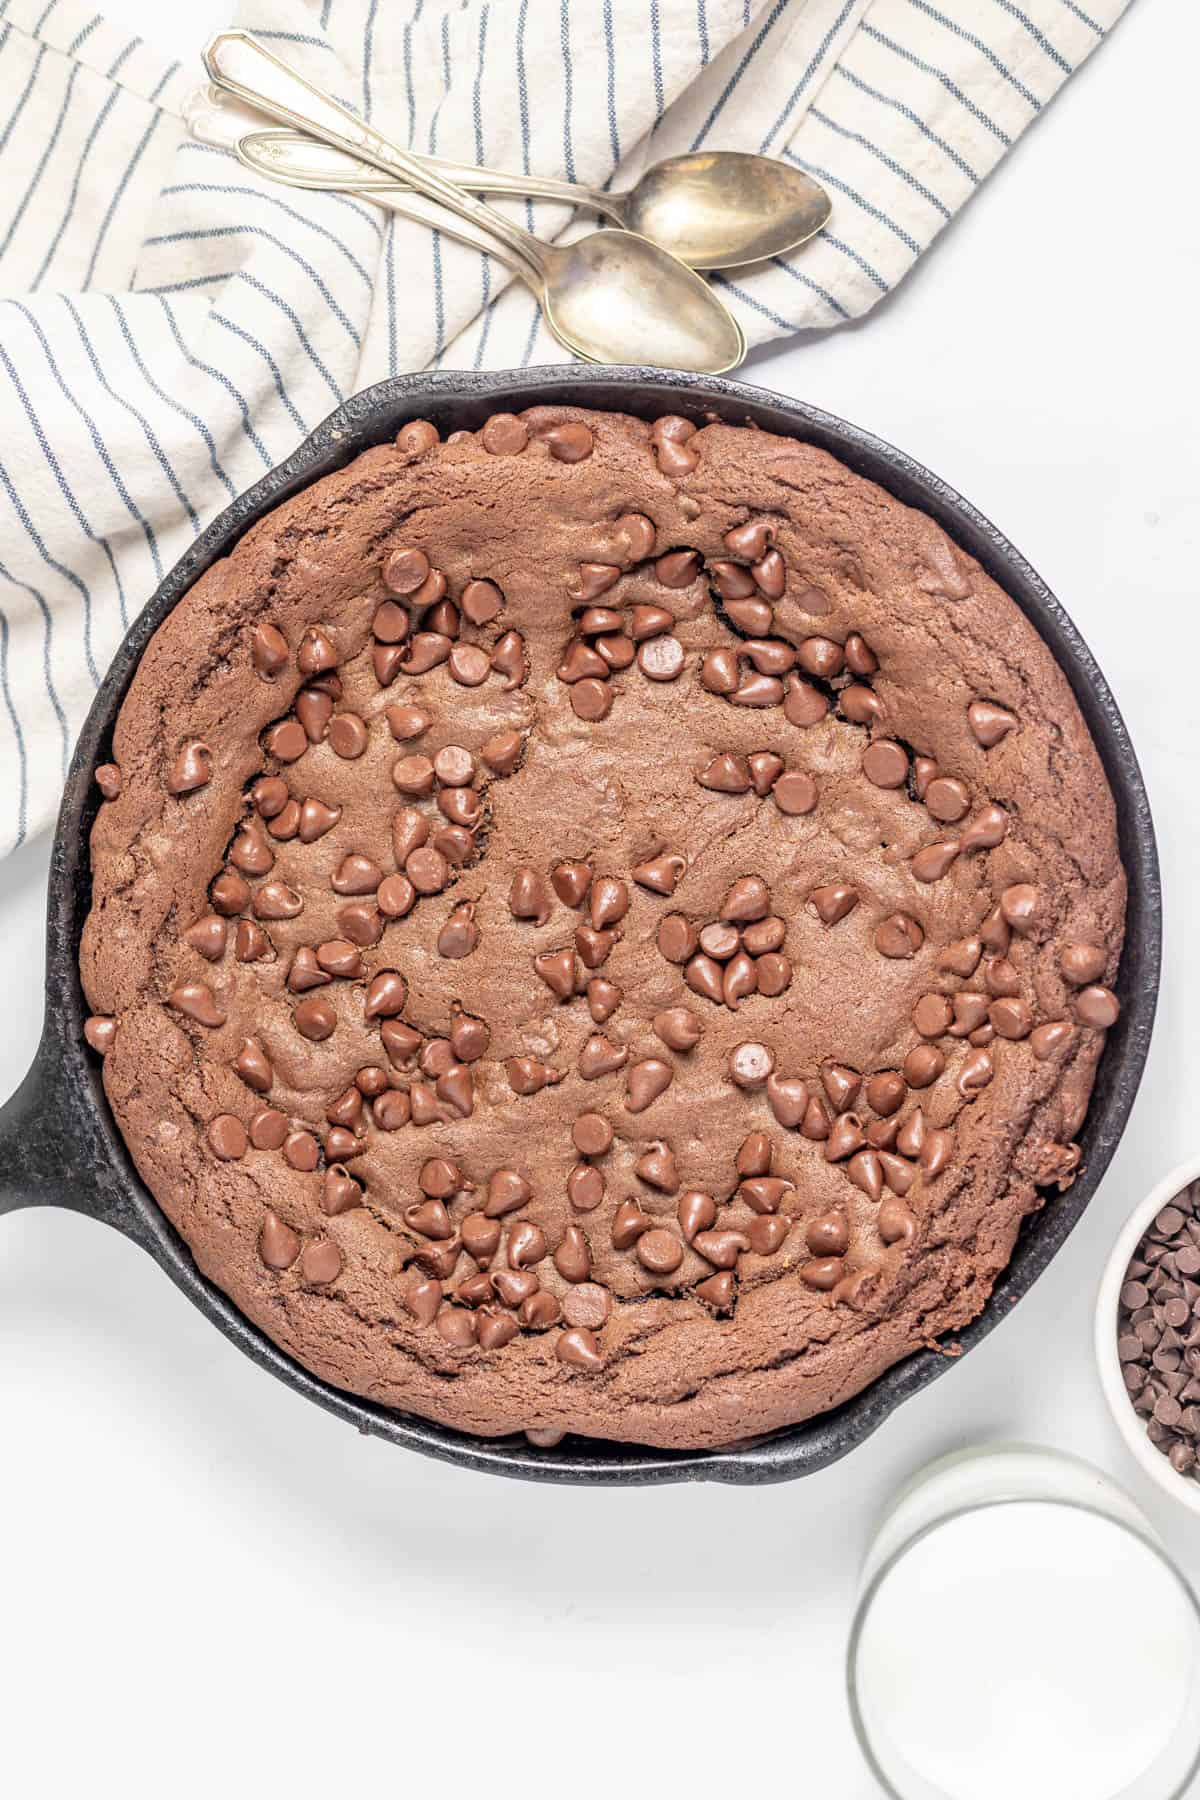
[{"x1": 1, "y1": 3, "x2": 1196, "y2": 1796}]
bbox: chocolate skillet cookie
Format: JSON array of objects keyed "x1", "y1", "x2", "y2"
[{"x1": 81, "y1": 405, "x2": 1125, "y2": 1451}]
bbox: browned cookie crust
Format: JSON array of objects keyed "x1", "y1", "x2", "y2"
[{"x1": 80, "y1": 405, "x2": 1125, "y2": 1450}]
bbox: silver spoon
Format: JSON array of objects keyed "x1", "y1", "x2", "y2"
[
  {"x1": 236, "y1": 129, "x2": 829, "y2": 272},
  {"x1": 203, "y1": 32, "x2": 746, "y2": 376}
]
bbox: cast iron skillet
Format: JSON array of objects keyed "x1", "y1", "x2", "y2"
[{"x1": 0, "y1": 369, "x2": 1160, "y2": 1484}]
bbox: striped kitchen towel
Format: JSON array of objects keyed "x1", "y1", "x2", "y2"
[{"x1": 0, "y1": 0, "x2": 1132, "y2": 855}]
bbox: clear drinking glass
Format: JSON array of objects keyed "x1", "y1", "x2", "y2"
[{"x1": 847, "y1": 1445, "x2": 1200, "y2": 1800}]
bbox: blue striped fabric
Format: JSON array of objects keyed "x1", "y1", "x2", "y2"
[{"x1": 0, "y1": 0, "x2": 1132, "y2": 854}]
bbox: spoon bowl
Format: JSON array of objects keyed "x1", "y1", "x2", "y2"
[
  {"x1": 618, "y1": 150, "x2": 830, "y2": 269},
  {"x1": 526, "y1": 230, "x2": 746, "y2": 372}
]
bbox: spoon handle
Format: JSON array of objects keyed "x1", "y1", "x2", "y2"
[
  {"x1": 185, "y1": 86, "x2": 532, "y2": 279},
  {"x1": 242, "y1": 127, "x2": 623, "y2": 222},
  {"x1": 203, "y1": 31, "x2": 550, "y2": 285}
]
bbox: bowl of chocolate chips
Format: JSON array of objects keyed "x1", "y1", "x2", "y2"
[{"x1": 1099, "y1": 1157, "x2": 1200, "y2": 1511}]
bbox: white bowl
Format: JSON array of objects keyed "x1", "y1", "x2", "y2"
[{"x1": 1095, "y1": 1152, "x2": 1200, "y2": 1515}]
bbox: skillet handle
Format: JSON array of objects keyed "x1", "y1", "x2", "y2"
[{"x1": 0, "y1": 1033, "x2": 142, "y2": 1237}]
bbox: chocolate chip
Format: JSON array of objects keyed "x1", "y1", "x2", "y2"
[
  {"x1": 575, "y1": 567, "x2": 622, "y2": 606},
  {"x1": 862, "y1": 740, "x2": 908, "y2": 789},
  {"x1": 967, "y1": 700, "x2": 1018, "y2": 747},
  {"x1": 326, "y1": 713, "x2": 367, "y2": 759},
  {"x1": 568, "y1": 1164, "x2": 605, "y2": 1211},
  {"x1": 1075, "y1": 985, "x2": 1120, "y2": 1029},
  {"x1": 571, "y1": 678, "x2": 613, "y2": 722},
  {"x1": 638, "y1": 636, "x2": 685, "y2": 681},
  {"x1": 259, "y1": 1212, "x2": 301, "y2": 1270},
  {"x1": 184, "y1": 914, "x2": 228, "y2": 962},
  {"x1": 295, "y1": 797, "x2": 339, "y2": 845},
  {"x1": 796, "y1": 637, "x2": 843, "y2": 681},
  {"x1": 783, "y1": 675, "x2": 829, "y2": 727},
  {"x1": 294, "y1": 996, "x2": 336, "y2": 1040},
  {"x1": 264, "y1": 719, "x2": 307, "y2": 764},
  {"x1": 480, "y1": 729, "x2": 524, "y2": 776},
  {"x1": 810, "y1": 883, "x2": 858, "y2": 926},
  {"x1": 773, "y1": 772, "x2": 817, "y2": 816},
  {"x1": 694, "y1": 1230, "x2": 749, "y2": 1270},
  {"x1": 449, "y1": 643, "x2": 491, "y2": 687},
  {"x1": 575, "y1": 924, "x2": 618, "y2": 968},
  {"x1": 251, "y1": 623, "x2": 290, "y2": 678},
  {"x1": 169, "y1": 982, "x2": 225, "y2": 1028},
  {"x1": 437, "y1": 905, "x2": 479, "y2": 959},
  {"x1": 700, "y1": 647, "x2": 740, "y2": 695},
  {"x1": 402, "y1": 632, "x2": 452, "y2": 675},
  {"x1": 87, "y1": 763, "x2": 119, "y2": 808},
  {"x1": 657, "y1": 549, "x2": 701, "y2": 588},
  {"x1": 573, "y1": 1112, "x2": 613, "y2": 1157},
  {"x1": 651, "y1": 415, "x2": 698, "y2": 478},
  {"x1": 847, "y1": 1149, "x2": 883, "y2": 1202},
  {"x1": 372, "y1": 600, "x2": 410, "y2": 645},
  {"x1": 748, "y1": 753, "x2": 785, "y2": 798},
  {"x1": 696, "y1": 1272, "x2": 735, "y2": 1311},
  {"x1": 821, "y1": 1063, "x2": 861, "y2": 1112},
  {"x1": 1055, "y1": 941, "x2": 1105, "y2": 987},
  {"x1": 698, "y1": 752, "x2": 753, "y2": 794},
  {"x1": 167, "y1": 740, "x2": 212, "y2": 796},
  {"x1": 924, "y1": 777, "x2": 970, "y2": 823},
  {"x1": 373, "y1": 644, "x2": 406, "y2": 685},
  {"x1": 589, "y1": 876, "x2": 629, "y2": 930},
  {"x1": 800, "y1": 1257, "x2": 845, "y2": 1291},
  {"x1": 482, "y1": 413, "x2": 528, "y2": 455},
  {"x1": 654, "y1": 1006, "x2": 702, "y2": 1052},
  {"x1": 990, "y1": 996, "x2": 1033, "y2": 1040},
  {"x1": 562, "y1": 1283, "x2": 612, "y2": 1331},
  {"x1": 764, "y1": 1074, "x2": 805, "y2": 1128},
  {"x1": 684, "y1": 954, "x2": 724, "y2": 1005},
  {"x1": 1000, "y1": 883, "x2": 1039, "y2": 935},
  {"x1": 387, "y1": 704, "x2": 431, "y2": 744},
  {"x1": 632, "y1": 853, "x2": 685, "y2": 896},
  {"x1": 626, "y1": 1058, "x2": 673, "y2": 1113},
  {"x1": 612, "y1": 511, "x2": 656, "y2": 563},
  {"x1": 700, "y1": 921, "x2": 740, "y2": 961},
  {"x1": 730, "y1": 672, "x2": 783, "y2": 708},
  {"x1": 805, "y1": 1212, "x2": 849, "y2": 1257},
  {"x1": 840, "y1": 685, "x2": 883, "y2": 725},
  {"x1": 556, "y1": 1327, "x2": 604, "y2": 1370},
  {"x1": 637, "y1": 1229, "x2": 684, "y2": 1275},
  {"x1": 752, "y1": 551, "x2": 786, "y2": 598},
  {"x1": 542, "y1": 421, "x2": 593, "y2": 462},
  {"x1": 84, "y1": 1015, "x2": 116, "y2": 1055},
  {"x1": 878, "y1": 1197, "x2": 917, "y2": 1246},
  {"x1": 866, "y1": 1071, "x2": 906, "y2": 1116},
  {"x1": 912, "y1": 841, "x2": 961, "y2": 884},
  {"x1": 284, "y1": 1130, "x2": 320, "y2": 1173},
  {"x1": 903, "y1": 1044, "x2": 944, "y2": 1087},
  {"x1": 578, "y1": 1034, "x2": 627, "y2": 1080},
  {"x1": 477, "y1": 1309, "x2": 518, "y2": 1349},
  {"x1": 959, "y1": 804, "x2": 1009, "y2": 851},
  {"x1": 559, "y1": 641, "x2": 609, "y2": 684},
  {"x1": 722, "y1": 951, "x2": 757, "y2": 1008},
  {"x1": 729, "y1": 1042, "x2": 774, "y2": 1089},
  {"x1": 1031, "y1": 1020, "x2": 1075, "y2": 1059},
  {"x1": 739, "y1": 1176, "x2": 793, "y2": 1215},
  {"x1": 719, "y1": 876, "x2": 768, "y2": 924},
  {"x1": 875, "y1": 913, "x2": 924, "y2": 959},
  {"x1": 657, "y1": 913, "x2": 698, "y2": 964}
]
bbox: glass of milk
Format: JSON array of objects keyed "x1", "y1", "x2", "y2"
[{"x1": 847, "y1": 1445, "x2": 1200, "y2": 1800}]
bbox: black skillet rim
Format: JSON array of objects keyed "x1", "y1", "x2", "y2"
[{"x1": 12, "y1": 367, "x2": 1161, "y2": 1485}]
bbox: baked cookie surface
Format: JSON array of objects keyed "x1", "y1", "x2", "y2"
[{"x1": 80, "y1": 405, "x2": 1124, "y2": 1450}]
